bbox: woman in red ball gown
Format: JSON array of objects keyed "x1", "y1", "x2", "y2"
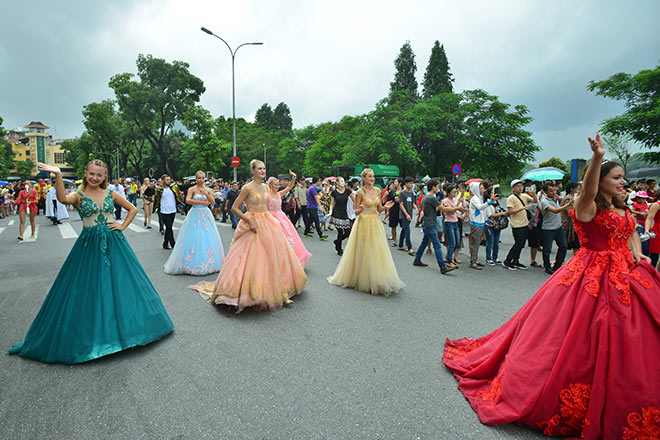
[{"x1": 443, "y1": 134, "x2": 660, "y2": 440}]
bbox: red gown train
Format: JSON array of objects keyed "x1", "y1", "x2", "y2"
[{"x1": 443, "y1": 209, "x2": 660, "y2": 439}]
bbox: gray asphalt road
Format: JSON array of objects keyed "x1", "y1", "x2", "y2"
[{"x1": 0, "y1": 206, "x2": 552, "y2": 439}]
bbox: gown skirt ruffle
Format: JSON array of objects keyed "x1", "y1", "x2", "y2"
[
  {"x1": 9, "y1": 226, "x2": 174, "y2": 364},
  {"x1": 189, "y1": 211, "x2": 307, "y2": 312},
  {"x1": 443, "y1": 209, "x2": 660, "y2": 439},
  {"x1": 164, "y1": 204, "x2": 225, "y2": 275},
  {"x1": 270, "y1": 209, "x2": 311, "y2": 268},
  {"x1": 327, "y1": 213, "x2": 404, "y2": 295}
]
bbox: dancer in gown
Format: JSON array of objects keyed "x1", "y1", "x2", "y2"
[
  {"x1": 164, "y1": 171, "x2": 225, "y2": 275},
  {"x1": 443, "y1": 135, "x2": 660, "y2": 439},
  {"x1": 267, "y1": 170, "x2": 312, "y2": 268},
  {"x1": 9, "y1": 161, "x2": 173, "y2": 364},
  {"x1": 327, "y1": 168, "x2": 404, "y2": 295},
  {"x1": 190, "y1": 160, "x2": 307, "y2": 312}
]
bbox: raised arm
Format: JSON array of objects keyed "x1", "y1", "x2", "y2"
[
  {"x1": 574, "y1": 134, "x2": 604, "y2": 222},
  {"x1": 37, "y1": 162, "x2": 80, "y2": 207},
  {"x1": 279, "y1": 170, "x2": 297, "y2": 197}
]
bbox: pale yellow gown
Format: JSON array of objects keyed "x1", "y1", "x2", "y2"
[
  {"x1": 327, "y1": 188, "x2": 404, "y2": 295},
  {"x1": 190, "y1": 182, "x2": 307, "y2": 312}
]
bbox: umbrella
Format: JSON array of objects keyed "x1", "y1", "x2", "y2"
[
  {"x1": 323, "y1": 176, "x2": 337, "y2": 184},
  {"x1": 522, "y1": 167, "x2": 566, "y2": 182},
  {"x1": 465, "y1": 178, "x2": 483, "y2": 184},
  {"x1": 75, "y1": 179, "x2": 83, "y2": 184},
  {"x1": 62, "y1": 178, "x2": 75, "y2": 187},
  {"x1": 0, "y1": 181, "x2": 9, "y2": 185}
]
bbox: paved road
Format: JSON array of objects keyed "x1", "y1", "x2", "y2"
[{"x1": 0, "y1": 206, "x2": 552, "y2": 439}]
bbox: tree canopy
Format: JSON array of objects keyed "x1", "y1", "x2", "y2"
[{"x1": 588, "y1": 63, "x2": 660, "y2": 164}]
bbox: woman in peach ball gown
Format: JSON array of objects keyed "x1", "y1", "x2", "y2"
[
  {"x1": 190, "y1": 160, "x2": 307, "y2": 312},
  {"x1": 267, "y1": 170, "x2": 312, "y2": 268}
]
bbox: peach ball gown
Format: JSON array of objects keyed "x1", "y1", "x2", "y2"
[
  {"x1": 327, "y1": 188, "x2": 404, "y2": 295},
  {"x1": 190, "y1": 182, "x2": 307, "y2": 312},
  {"x1": 268, "y1": 190, "x2": 312, "y2": 268}
]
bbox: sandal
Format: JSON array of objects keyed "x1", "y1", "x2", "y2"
[
  {"x1": 426, "y1": 249, "x2": 432, "y2": 255},
  {"x1": 530, "y1": 261, "x2": 541, "y2": 268},
  {"x1": 453, "y1": 258, "x2": 462, "y2": 264},
  {"x1": 398, "y1": 247, "x2": 406, "y2": 251},
  {"x1": 408, "y1": 250, "x2": 416, "y2": 256}
]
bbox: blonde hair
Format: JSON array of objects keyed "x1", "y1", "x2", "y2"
[
  {"x1": 195, "y1": 170, "x2": 206, "y2": 178},
  {"x1": 250, "y1": 159, "x2": 264, "y2": 170},
  {"x1": 361, "y1": 168, "x2": 374, "y2": 181},
  {"x1": 82, "y1": 159, "x2": 109, "y2": 189}
]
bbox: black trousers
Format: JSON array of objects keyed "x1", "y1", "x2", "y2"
[
  {"x1": 304, "y1": 208, "x2": 323, "y2": 237},
  {"x1": 161, "y1": 213, "x2": 176, "y2": 247},
  {"x1": 114, "y1": 203, "x2": 122, "y2": 220},
  {"x1": 505, "y1": 226, "x2": 528, "y2": 264},
  {"x1": 293, "y1": 205, "x2": 309, "y2": 228},
  {"x1": 334, "y1": 227, "x2": 351, "y2": 250},
  {"x1": 157, "y1": 210, "x2": 164, "y2": 232}
]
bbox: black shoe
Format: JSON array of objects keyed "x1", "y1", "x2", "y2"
[
  {"x1": 514, "y1": 262, "x2": 528, "y2": 270},
  {"x1": 545, "y1": 267, "x2": 555, "y2": 275},
  {"x1": 413, "y1": 261, "x2": 428, "y2": 267},
  {"x1": 503, "y1": 261, "x2": 517, "y2": 271},
  {"x1": 163, "y1": 244, "x2": 170, "y2": 250},
  {"x1": 337, "y1": 249, "x2": 343, "y2": 256},
  {"x1": 476, "y1": 262, "x2": 485, "y2": 267}
]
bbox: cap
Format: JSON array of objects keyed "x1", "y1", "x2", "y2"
[
  {"x1": 510, "y1": 179, "x2": 524, "y2": 188},
  {"x1": 635, "y1": 191, "x2": 649, "y2": 198}
]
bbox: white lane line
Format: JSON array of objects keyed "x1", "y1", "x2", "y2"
[
  {"x1": 126, "y1": 223, "x2": 147, "y2": 233},
  {"x1": 8, "y1": 220, "x2": 15, "y2": 226},
  {"x1": 22, "y1": 225, "x2": 40, "y2": 242},
  {"x1": 57, "y1": 223, "x2": 78, "y2": 239},
  {"x1": 0, "y1": 227, "x2": 5, "y2": 235}
]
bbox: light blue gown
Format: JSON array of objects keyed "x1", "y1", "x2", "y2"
[
  {"x1": 164, "y1": 193, "x2": 225, "y2": 275},
  {"x1": 9, "y1": 189, "x2": 174, "y2": 364}
]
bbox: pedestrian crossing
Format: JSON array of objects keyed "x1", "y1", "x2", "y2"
[{"x1": 0, "y1": 212, "x2": 232, "y2": 242}]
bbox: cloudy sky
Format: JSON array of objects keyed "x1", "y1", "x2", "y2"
[{"x1": 1, "y1": 0, "x2": 658, "y2": 163}]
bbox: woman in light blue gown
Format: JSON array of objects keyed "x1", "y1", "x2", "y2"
[
  {"x1": 9, "y1": 161, "x2": 174, "y2": 364},
  {"x1": 164, "y1": 171, "x2": 225, "y2": 275}
]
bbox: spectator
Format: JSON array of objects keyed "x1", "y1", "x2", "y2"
[
  {"x1": 303, "y1": 177, "x2": 328, "y2": 240},
  {"x1": 503, "y1": 179, "x2": 535, "y2": 270},
  {"x1": 560, "y1": 182, "x2": 580, "y2": 254},
  {"x1": 540, "y1": 183, "x2": 570, "y2": 274},
  {"x1": 398, "y1": 177, "x2": 417, "y2": 255},
  {"x1": 224, "y1": 182, "x2": 240, "y2": 229}
]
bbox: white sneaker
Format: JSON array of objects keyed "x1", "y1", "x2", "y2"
[{"x1": 486, "y1": 260, "x2": 496, "y2": 266}]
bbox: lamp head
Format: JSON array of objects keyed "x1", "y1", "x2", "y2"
[{"x1": 201, "y1": 27, "x2": 213, "y2": 35}]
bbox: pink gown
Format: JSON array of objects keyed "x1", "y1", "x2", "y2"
[
  {"x1": 189, "y1": 183, "x2": 307, "y2": 312},
  {"x1": 268, "y1": 191, "x2": 312, "y2": 268}
]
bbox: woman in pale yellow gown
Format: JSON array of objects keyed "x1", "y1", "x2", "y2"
[
  {"x1": 327, "y1": 168, "x2": 404, "y2": 295},
  {"x1": 190, "y1": 160, "x2": 307, "y2": 312}
]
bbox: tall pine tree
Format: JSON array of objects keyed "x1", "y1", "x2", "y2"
[
  {"x1": 271, "y1": 102, "x2": 293, "y2": 131},
  {"x1": 422, "y1": 41, "x2": 453, "y2": 98},
  {"x1": 254, "y1": 103, "x2": 273, "y2": 129},
  {"x1": 390, "y1": 41, "x2": 418, "y2": 100}
]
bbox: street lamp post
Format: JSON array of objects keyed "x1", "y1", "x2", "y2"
[{"x1": 201, "y1": 27, "x2": 262, "y2": 182}]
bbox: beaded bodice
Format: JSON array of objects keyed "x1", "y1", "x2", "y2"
[
  {"x1": 268, "y1": 191, "x2": 282, "y2": 214},
  {"x1": 191, "y1": 193, "x2": 208, "y2": 208},
  {"x1": 244, "y1": 183, "x2": 269, "y2": 213},
  {"x1": 78, "y1": 190, "x2": 115, "y2": 229},
  {"x1": 359, "y1": 189, "x2": 381, "y2": 215}
]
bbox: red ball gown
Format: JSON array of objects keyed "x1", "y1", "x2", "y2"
[{"x1": 443, "y1": 209, "x2": 660, "y2": 439}]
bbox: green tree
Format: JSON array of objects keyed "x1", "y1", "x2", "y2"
[
  {"x1": 180, "y1": 105, "x2": 231, "y2": 176},
  {"x1": 254, "y1": 103, "x2": 273, "y2": 129},
  {"x1": 422, "y1": 41, "x2": 453, "y2": 98},
  {"x1": 390, "y1": 41, "x2": 418, "y2": 100},
  {"x1": 456, "y1": 89, "x2": 539, "y2": 182},
  {"x1": 603, "y1": 134, "x2": 634, "y2": 175},
  {"x1": 61, "y1": 133, "x2": 98, "y2": 177},
  {"x1": 271, "y1": 102, "x2": 293, "y2": 131},
  {"x1": 588, "y1": 63, "x2": 660, "y2": 164},
  {"x1": 14, "y1": 159, "x2": 35, "y2": 180},
  {"x1": 109, "y1": 54, "x2": 205, "y2": 175},
  {"x1": 538, "y1": 157, "x2": 568, "y2": 172},
  {"x1": 0, "y1": 117, "x2": 15, "y2": 178}
]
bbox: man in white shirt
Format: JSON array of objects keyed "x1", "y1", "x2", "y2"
[{"x1": 154, "y1": 174, "x2": 184, "y2": 250}]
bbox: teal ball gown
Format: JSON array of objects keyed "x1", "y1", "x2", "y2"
[{"x1": 9, "y1": 189, "x2": 174, "y2": 364}]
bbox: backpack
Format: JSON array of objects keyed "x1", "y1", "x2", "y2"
[{"x1": 492, "y1": 203, "x2": 509, "y2": 231}]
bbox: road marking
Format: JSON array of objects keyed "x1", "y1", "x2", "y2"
[
  {"x1": 0, "y1": 227, "x2": 5, "y2": 235},
  {"x1": 22, "y1": 225, "x2": 40, "y2": 242},
  {"x1": 8, "y1": 220, "x2": 14, "y2": 226},
  {"x1": 57, "y1": 223, "x2": 78, "y2": 239},
  {"x1": 126, "y1": 223, "x2": 147, "y2": 233}
]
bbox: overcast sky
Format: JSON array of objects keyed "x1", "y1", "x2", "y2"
[{"x1": 1, "y1": 0, "x2": 658, "y2": 164}]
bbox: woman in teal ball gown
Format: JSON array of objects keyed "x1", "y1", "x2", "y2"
[{"x1": 8, "y1": 160, "x2": 174, "y2": 364}]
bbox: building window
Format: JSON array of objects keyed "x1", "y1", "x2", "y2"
[
  {"x1": 54, "y1": 152, "x2": 67, "y2": 164},
  {"x1": 25, "y1": 150, "x2": 31, "y2": 155}
]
